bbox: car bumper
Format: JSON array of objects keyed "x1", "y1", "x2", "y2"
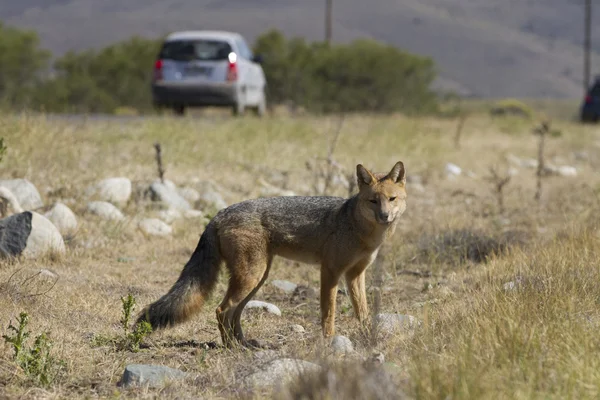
[{"x1": 152, "y1": 82, "x2": 238, "y2": 107}]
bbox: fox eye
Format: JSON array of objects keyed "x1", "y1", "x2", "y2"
[
  {"x1": 389, "y1": 197, "x2": 397, "y2": 201},
  {"x1": 369, "y1": 199, "x2": 377, "y2": 204}
]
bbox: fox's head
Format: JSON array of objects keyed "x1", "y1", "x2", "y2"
[{"x1": 356, "y1": 161, "x2": 407, "y2": 226}]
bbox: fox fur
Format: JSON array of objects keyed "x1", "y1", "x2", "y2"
[{"x1": 136, "y1": 161, "x2": 407, "y2": 348}]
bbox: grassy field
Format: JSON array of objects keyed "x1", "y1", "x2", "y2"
[{"x1": 0, "y1": 110, "x2": 600, "y2": 399}]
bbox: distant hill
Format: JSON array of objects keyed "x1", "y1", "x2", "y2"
[{"x1": 3, "y1": 0, "x2": 600, "y2": 99}]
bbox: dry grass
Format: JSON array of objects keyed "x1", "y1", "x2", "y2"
[{"x1": 0, "y1": 110, "x2": 599, "y2": 399}]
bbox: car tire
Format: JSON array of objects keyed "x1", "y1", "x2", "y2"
[
  {"x1": 232, "y1": 101, "x2": 245, "y2": 117},
  {"x1": 173, "y1": 105, "x2": 185, "y2": 116},
  {"x1": 253, "y1": 92, "x2": 267, "y2": 117}
]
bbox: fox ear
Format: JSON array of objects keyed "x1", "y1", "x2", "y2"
[
  {"x1": 356, "y1": 164, "x2": 376, "y2": 186},
  {"x1": 386, "y1": 161, "x2": 406, "y2": 185}
]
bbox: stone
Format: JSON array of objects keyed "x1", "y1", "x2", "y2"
[
  {"x1": 150, "y1": 181, "x2": 191, "y2": 211},
  {"x1": 271, "y1": 279, "x2": 298, "y2": 294},
  {"x1": 120, "y1": 364, "x2": 187, "y2": 388},
  {"x1": 157, "y1": 208, "x2": 182, "y2": 224},
  {"x1": 87, "y1": 201, "x2": 124, "y2": 221},
  {"x1": 0, "y1": 179, "x2": 43, "y2": 210},
  {"x1": 178, "y1": 187, "x2": 201, "y2": 203},
  {"x1": 244, "y1": 300, "x2": 281, "y2": 316},
  {"x1": 445, "y1": 163, "x2": 462, "y2": 177},
  {"x1": 44, "y1": 202, "x2": 77, "y2": 238},
  {"x1": 23, "y1": 212, "x2": 66, "y2": 259},
  {"x1": 375, "y1": 313, "x2": 420, "y2": 335},
  {"x1": 89, "y1": 177, "x2": 132, "y2": 206},
  {"x1": 242, "y1": 358, "x2": 321, "y2": 388},
  {"x1": 138, "y1": 218, "x2": 172, "y2": 236},
  {"x1": 330, "y1": 335, "x2": 353, "y2": 354},
  {"x1": 290, "y1": 324, "x2": 305, "y2": 333}
]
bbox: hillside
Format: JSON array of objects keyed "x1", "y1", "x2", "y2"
[{"x1": 2, "y1": 0, "x2": 600, "y2": 99}]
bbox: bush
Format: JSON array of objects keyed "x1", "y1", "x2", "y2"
[
  {"x1": 254, "y1": 30, "x2": 438, "y2": 114},
  {"x1": 489, "y1": 99, "x2": 534, "y2": 119}
]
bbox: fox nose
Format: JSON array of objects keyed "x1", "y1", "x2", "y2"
[{"x1": 379, "y1": 212, "x2": 390, "y2": 221}]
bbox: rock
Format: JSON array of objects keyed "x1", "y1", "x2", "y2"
[
  {"x1": 183, "y1": 209, "x2": 204, "y2": 219},
  {"x1": 445, "y1": 163, "x2": 462, "y2": 177},
  {"x1": 557, "y1": 166, "x2": 577, "y2": 177},
  {"x1": 0, "y1": 179, "x2": 43, "y2": 210},
  {"x1": 244, "y1": 300, "x2": 282, "y2": 316},
  {"x1": 178, "y1": 187, "x2": 201, "y2": 204},
  {"x1": 290, "y1": 324, "x2": 305, "y2": 333},
  {"x1": 88, "y1": 177, "x2": 132, "y2": 206},
  {"x1": 271, "y1": 279, "x2": 298, "y2": 294},
  {"x1": 375, "y1": 313, "x2": 420, "y2": 335},
  {"x1": 330, "y1": 335, "x2": 353, "y2": 354},
  {"x1": 119, "y1": 364, "x2": 187, "y2": 388},
  {"x1": 196, "y1": 190, "x2": 227, "y2": 212},
  {"x1": 138, "y1": 218, "x2": 172, "y2": 236},
  {"x1": 39, "y1": 268, "x2": 58, "y2": 280},
  {"x1": 44, "y1": 202, "x2": 77, "y2": 238},
  {"x1": 243, "y1": 358, "x2": 321, "y2": 388},
  {"x1": 87, "y1": 201, "x2": 124, "y2": 221},
  {"x1": 0, "y1": 212, "x2": 66, "y2": 259},
  {"x1": 150, "y1": 181, "x2": 191, "y2": 211},
  {"x1": 157, "y1": 208, "x2": 182, "y2": 224},
  {"x1": 23, "y1": 212, "x2": 66, "y2": 259},
  {"x1": 258, "y1": 178, "x2": 296, "y2": 197}
]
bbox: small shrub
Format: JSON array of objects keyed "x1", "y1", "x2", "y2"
[
  {"x1": 2, "y1": 312, "x2": 66, "y2": 386},
  {"x1": 490, "y1": 99, "x2": 533, "y2": 119},
  {"x1": 415, "y1": 229, "x2": 528, "y2": 267},
  {"x1": 91, "y1": 293, "x2": 152, "y2": 352}
]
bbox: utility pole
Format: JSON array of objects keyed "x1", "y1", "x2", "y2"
[
  {"x1": 584, "y1": 0, "x2": 592, "y2": 91},
  {"x1": 325, "y1": 0, "x2": 332, "y2": 45}
]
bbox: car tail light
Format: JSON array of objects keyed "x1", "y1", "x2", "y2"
[
  {"x1": 153, "y1": 59, "x2": 163, "y2": 81},
  {"x1": 585, "y1": 94, "x2": 593, "y2": 104},
  {"x1": 227, "y1": 52, "x2": 238, "y2": 82}
]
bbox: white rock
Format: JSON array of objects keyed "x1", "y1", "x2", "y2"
[
  {"x1": 87, "y1": 201, "x2": 124, "y2": 221},
  {"x1": 244, "y1": 300, "x2": 282, "y2": 316},
  {"x1": 445, "y1": 163, "x2": 462, "y2": 176},
  {"x1": 89, "y1": 177, "x2": 132, "y2": 206},
  {"x1": 375, "y1": 313, "x2": 420, "y2": 335},
  {"x1": 558, "y1": 166, "x2": 577, "y2": 177},
  {"x1": 271, "y1": 279, "x2": 298, "y2": 294},
  {"x1": 183, "y1": 209, "x2": 204, "y2": 219},
  {"x1": 290, "y1": 324, "x2": 305, "y2": 333},
  {"x1": 0, "y1": 179, "x2": 43, "y2": 210},
  {"x1": 44, "y1": 202, "x2": 77, "y2": 238},
  {"x1": 22, "y1": 212, "x2": 66, "y2": 259},
  {"x1": 157, "y1": 208, "x2": 182, "y2": 224},
  {"x1": 330, "y1": 335, "x2": 353, "y2": 354},
  {"x1": 138, "y1": 218, "x2": 172, "y2": 236},
  {"x1": 198, "y1": 190, "x2": 227, "y2": 211},
  {"x1": 258, "y1": 178, "x2": 296, "y2": 197},
  {"x1": 243, "y1": 358, "x2": 321, "y2": 388},
  {"x1": 178, "y1": 187, "x2": 201, "y2": 203},
  {"x1": 150, "y1": 181, "x2": 191, "y2": 211}
]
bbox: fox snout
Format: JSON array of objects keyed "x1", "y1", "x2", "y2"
[{"x1": 376, "y1": 210, "x2": 394, "y2": 224}]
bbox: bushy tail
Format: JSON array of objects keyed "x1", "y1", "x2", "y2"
[{"x1": 136, "y1": 221, "x2": 221, "y2": 330}]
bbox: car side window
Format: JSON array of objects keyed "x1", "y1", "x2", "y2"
[{"x1": 235, "y1": 39, "x2": 253, "y2": 60}]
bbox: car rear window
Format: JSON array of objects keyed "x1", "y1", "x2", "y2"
[{"x1": 159, "y1": 40, "x2": 233, "y2": 61}]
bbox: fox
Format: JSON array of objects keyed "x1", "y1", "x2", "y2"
[{"x1": 135, "y1": 161, "x2": 407, "y2": 348}]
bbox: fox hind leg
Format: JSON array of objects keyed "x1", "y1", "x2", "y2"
[{"x1": 215, "y1": 230, "x2": 270, "y2": 348}]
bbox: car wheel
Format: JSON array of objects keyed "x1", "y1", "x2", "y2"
[
  {"x1": 173, "y1": 105, "x2": 185, "y2": 116},
  {"x1": 253, "y1": 92, "x2": 267, "y2": 117},
  {"x1": 232, "y1": 101, "x2": 245, "y2": 117}
]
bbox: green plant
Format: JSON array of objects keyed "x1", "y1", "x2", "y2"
[
  {"x1": 91, "y1": 293, "x2": 152, "y2": 352},
  {"x1": 2, "y1": 312, "x2": 65, "y2": 386},
  {"x1": 0, "y1": 138, "x2": 6, "y2": 163}
]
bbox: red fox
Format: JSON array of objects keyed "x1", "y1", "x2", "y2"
[{"x1": 136, "y1": 161, "x2": 407, "y2": 348}]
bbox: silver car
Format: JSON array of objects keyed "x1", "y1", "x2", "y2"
[{"x1": 152, "y1": 30, "x2": 267, "y2": 116}]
